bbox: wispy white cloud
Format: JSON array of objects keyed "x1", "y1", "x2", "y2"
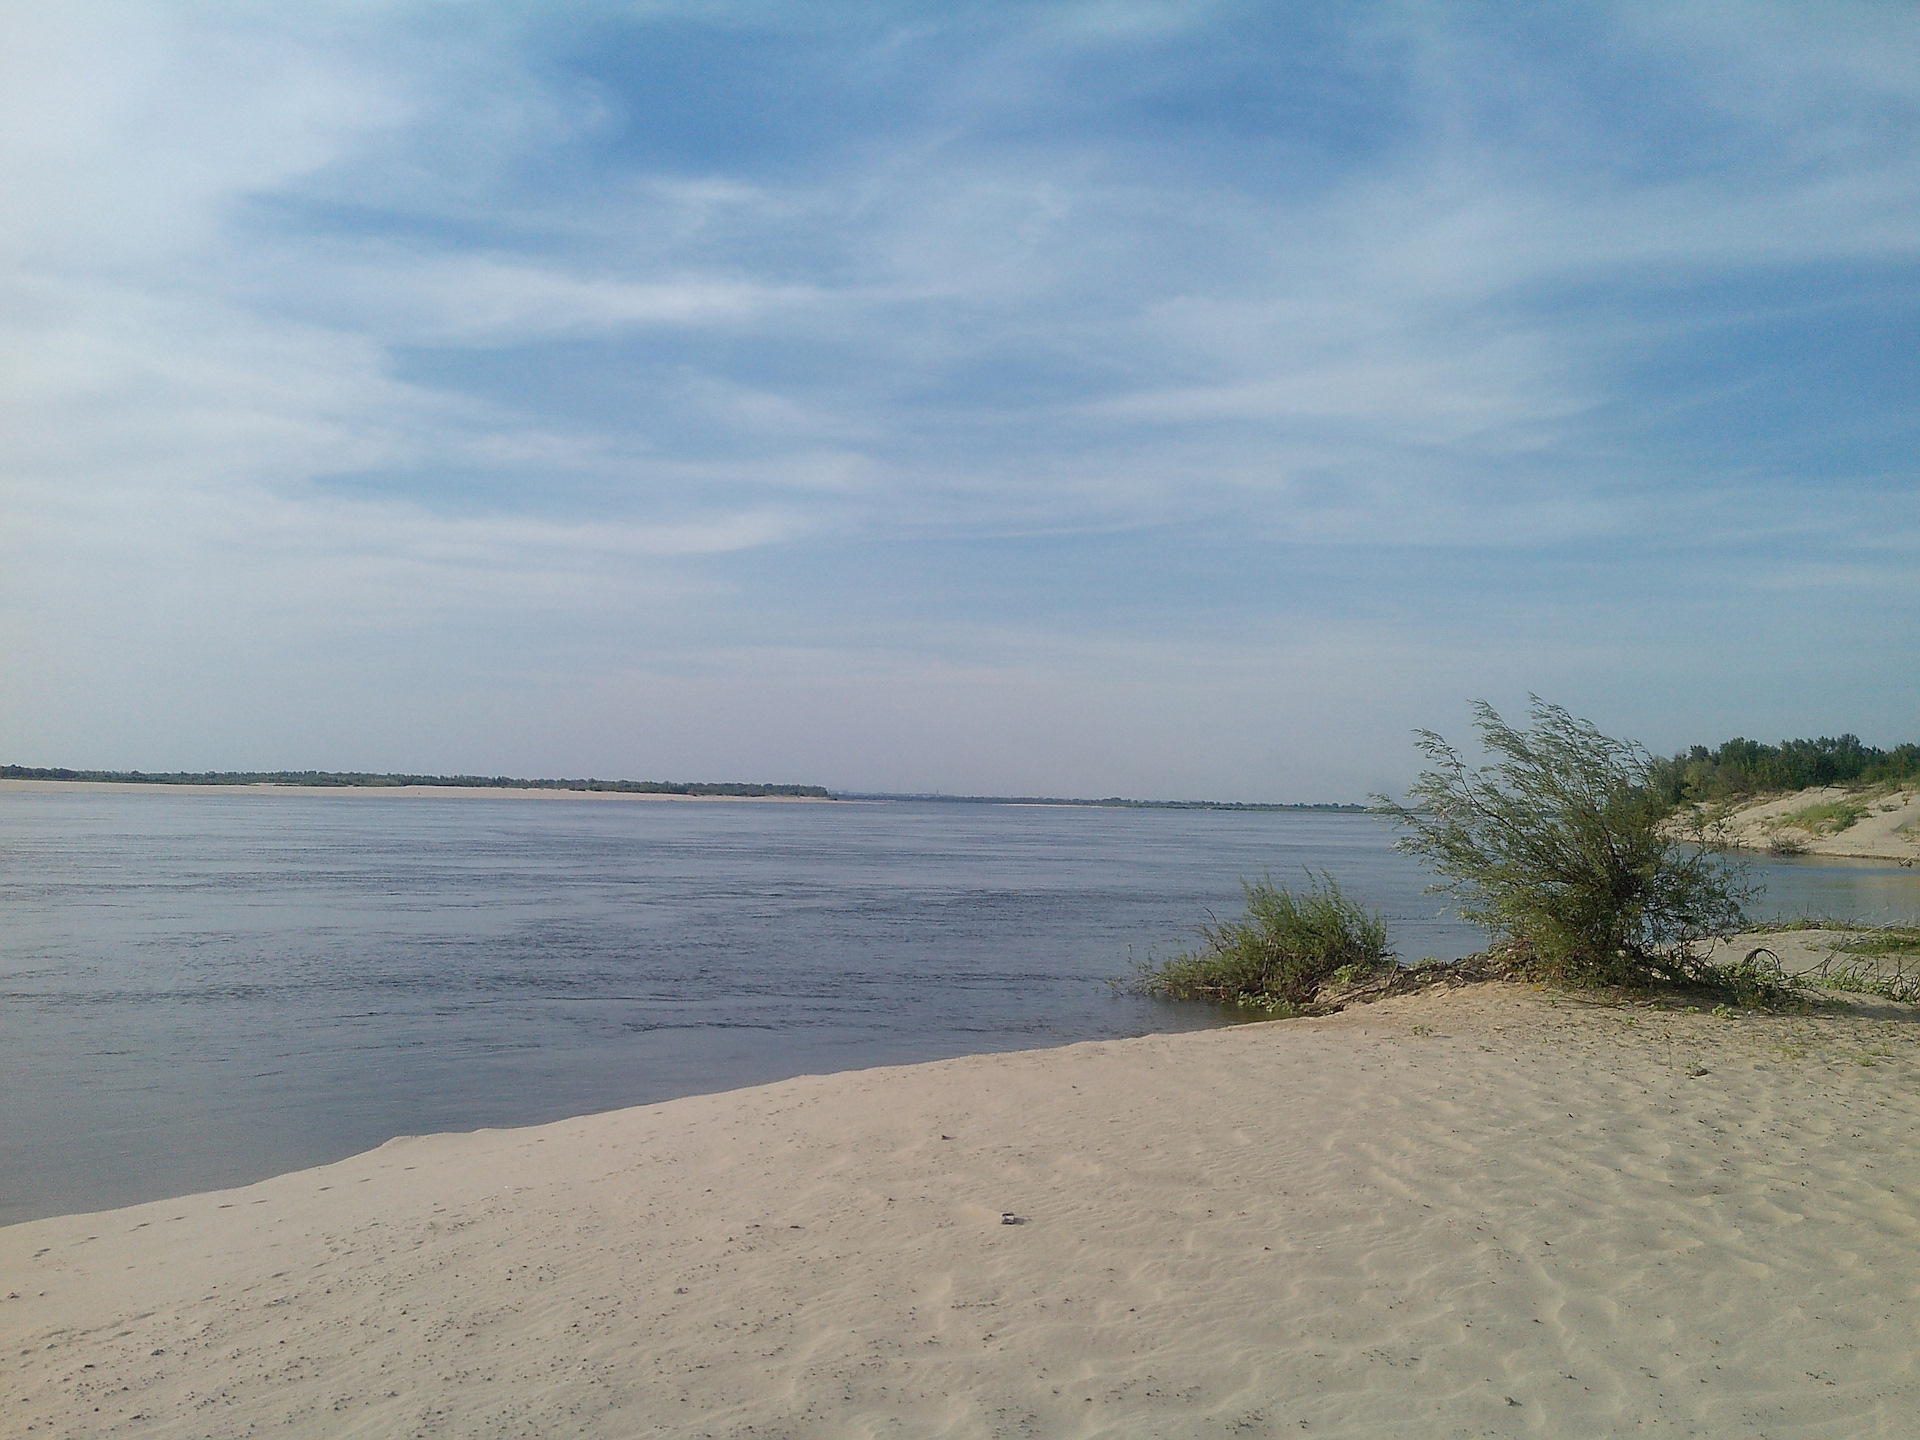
[{"x1": 278, "y1": 250, "x2": 821, "y2": 346}]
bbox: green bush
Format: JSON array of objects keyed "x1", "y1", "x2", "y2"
[
  {"x1": 1377, "y1": 698, "x2": 1756, "y2": 988},
  {"x1": 1137, "y1": 872, "x2": 1392, "y2": 1013}
]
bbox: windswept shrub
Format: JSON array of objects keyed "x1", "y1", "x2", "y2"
[
  {"x1": 1377, "y1": 698, "x2": 1757, "y2": 988},
  {"x1": 1137, "y1": 872, "x2": 1392, "y2": 1013}
]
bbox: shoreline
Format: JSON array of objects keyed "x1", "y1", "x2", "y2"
[
  {"x1": 6, "y1": 982, "x2": 1916, "y2": 1437},
  {"x1": 0, "y1": 779, "x2": 1363, "y2": 811}
]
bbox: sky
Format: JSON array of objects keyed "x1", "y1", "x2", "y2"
[{"x1": 2, "y1": 1, "x2": 1916, "y2": 801}]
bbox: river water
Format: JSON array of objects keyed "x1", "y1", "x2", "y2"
[{"x1": 2, "y1": 789, "x2": 1914, "y2": 1224}]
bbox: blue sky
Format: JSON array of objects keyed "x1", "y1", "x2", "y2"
[{"x1": 2, "y1": 1, "x2": 1916, "y2": 799}]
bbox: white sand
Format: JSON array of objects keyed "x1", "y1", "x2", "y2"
[{"x1": 5, "y1": 984, "x2": 1918, "y2": 1438}]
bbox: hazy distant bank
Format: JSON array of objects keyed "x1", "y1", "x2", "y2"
[
  {"x1": 835, "y1": 792, "x2": 1367, "y2": 812},
  {"x1": 0, "y1": 778, "x2": 837, "y2": 803},
  {"x1": 1, "y1": 766, "x2": 1364, "y2": 810},
  {"x1": 0, "y1": 765, "x2": 831, "y2": 800}
]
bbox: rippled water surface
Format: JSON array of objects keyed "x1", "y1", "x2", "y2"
[{"x1": 3, "y1": 789, "x2": 1914, "y2": 1224}]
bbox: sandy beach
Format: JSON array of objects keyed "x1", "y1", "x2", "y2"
[{"x1": 5, "y1": 982, "x2": 1916, "y2": 1439}]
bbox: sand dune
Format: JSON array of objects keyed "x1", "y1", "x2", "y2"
[
  {"x1": 5, "y1": 983, "x2": 1918, "y2": 1438},
  {"x1": 1699, "y1": 785, "x2": 1920, "y2": 862}
]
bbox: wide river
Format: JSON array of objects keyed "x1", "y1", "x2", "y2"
[{"x1": 3, "y1": 788, "x2": 1916, "y2": 1224}]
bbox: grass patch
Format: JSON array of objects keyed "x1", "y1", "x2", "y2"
[
  {"x1": 1762, "y1": 915, "x2": 1874, "y2": 933},
  {"x1": 1832, "y1": 924, "x2": 1920, "y2": 959},
  {"x1": 1136, "y1": 872, "x2": 1392, "y2": 1013},
  {"x1": 1801, "y1": 964, "x2": 1920, "y2": 1005},
  {"x1": 1769, "y1": 799, "x2": 1872, "y2": 836},
  {"x1": 1779, "y1": 927, "x2": 1920, "y2": 1004}
]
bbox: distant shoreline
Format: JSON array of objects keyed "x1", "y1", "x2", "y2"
[
  {"x1": 836, "y1": 792, "x2": 1368, "y2": 813},
  {"x1": 0, "y1": 766, "x2": 1367, "y2": 810},
  {"x1": 0, "y1": 766, "x2": 828, "y2": 800},
  {"x1": 0, "y1": 778, "x2": 835, "y2": 803}
]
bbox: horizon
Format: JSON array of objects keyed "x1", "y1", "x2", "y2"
[
  {"x1": 11, "y1": 720, "x2": 1916, "y2": 810},
  {"x1": 4, "y1": 3, "x2": 1917, "y2": 801},
  {"x1": 1, "y1": 762, "x2": 1367, "y2": 808}
]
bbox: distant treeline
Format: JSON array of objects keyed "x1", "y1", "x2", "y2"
[
  {"x1": 1649, "y1": 736, "x2": 1920, "y2": 802},
  {"x1": 0, "y1": 765, "x2": 831, "y2": 799},
  {"x1": 834, "y1": 792, "x2": 1367, "y2": 812}
]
